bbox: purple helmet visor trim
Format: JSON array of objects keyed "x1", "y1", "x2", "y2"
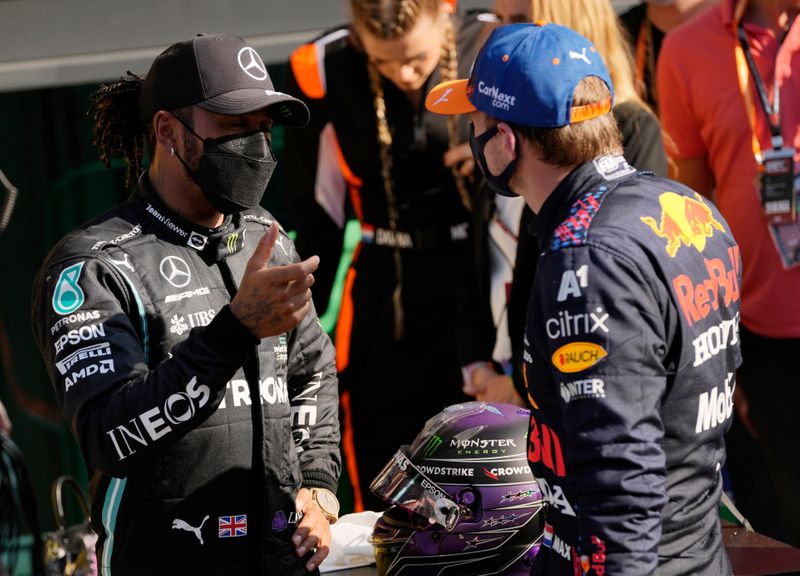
[{"x1": 370, "y1": 446, "x2": 461, "y2": 531}]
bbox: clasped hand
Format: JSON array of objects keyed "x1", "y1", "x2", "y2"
[{"x1": 293, "y1": 488, "x2": 332, "y2": 572}]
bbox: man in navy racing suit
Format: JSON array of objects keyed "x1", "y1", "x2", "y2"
[
  {"x1": 426, "y1": 23, "x2": 740, "y2": 574},
  {"x1": 31, "y1": 34, "x2": 340, "y2": 575}
]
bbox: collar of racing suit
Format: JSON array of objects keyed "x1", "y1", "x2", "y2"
[
  {"x1": 531, "y1": 155, "x2": 638, "y2": 252},
  {"x1": 133, "y1": 172, "x2": 248, "y2": 263}
]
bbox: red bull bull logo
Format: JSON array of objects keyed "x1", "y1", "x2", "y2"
[{"x1": 641, "y1": 192, "x2": 724, "y2": 257}]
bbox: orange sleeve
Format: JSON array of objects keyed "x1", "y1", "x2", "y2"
[{"x1": 290, "y1": 43, "x2": 326, "y2": 100}]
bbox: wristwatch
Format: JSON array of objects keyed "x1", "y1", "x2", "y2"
[{"x1": 309, "y1": 488, "x2": 340, "y2": 524}]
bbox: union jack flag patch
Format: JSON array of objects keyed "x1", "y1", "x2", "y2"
[{"x1": 219, "y1": 514, "x2": 248, "y2": 538}]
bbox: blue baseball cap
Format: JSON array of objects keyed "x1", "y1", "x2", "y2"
[{"x1": 425, "y1": 23, "x2": 613, "y2": 127}]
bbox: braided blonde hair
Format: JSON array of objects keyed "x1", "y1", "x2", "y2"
[
  {"x1": 351, "y1": 0, "x2": 469, "y2": 338},
  {"x1": 353, "y1": 0, "x2": 470, "y2": 211}
]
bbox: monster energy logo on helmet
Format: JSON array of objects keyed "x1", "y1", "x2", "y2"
[{"x1": 422, "y1": 435, "x2": 443, "y2": 457}]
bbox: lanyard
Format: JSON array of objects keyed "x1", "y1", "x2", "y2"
[{"x1": 733, "y1": 0, "x2": 793, "y2": 160}]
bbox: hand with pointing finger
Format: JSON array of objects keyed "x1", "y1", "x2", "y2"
[{"x1": 230, "y1": 225, "x2": 320, "y2": 338}]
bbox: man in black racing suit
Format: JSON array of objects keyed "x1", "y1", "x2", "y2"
[
  {"x1": 426, "y1": 23, "x2": 740, "y2": 575},
  {"x1": 31, "y1": 34, "x2": 340, "y2": 575}
]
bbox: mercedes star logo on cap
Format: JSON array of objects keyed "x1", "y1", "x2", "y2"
[{"x1": 238, "y1": 47, "x2": 268, "y2": 81}]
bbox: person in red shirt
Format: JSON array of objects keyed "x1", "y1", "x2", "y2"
[{"x1": 658, "y1": 0, "x2": 800, "y2": 546}]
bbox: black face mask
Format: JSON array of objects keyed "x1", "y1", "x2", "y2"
[
  {"x1": 173, "y1": 117, "x2": 277, "y2": 214},
  {"x1": 469, "y1": 123, "x2": 519, "y2": 198}
]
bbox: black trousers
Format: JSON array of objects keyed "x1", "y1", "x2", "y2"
[
  {"x1": 726, "y1": 325, "x2": 800, "y2": 546},
  {"x1": 337, "y1": 246, "x2": 468, "y2": 512}
]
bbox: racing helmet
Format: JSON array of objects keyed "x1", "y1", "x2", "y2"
[{"x1": 369, "y1": 401, "x2": 543, "y2": 576}]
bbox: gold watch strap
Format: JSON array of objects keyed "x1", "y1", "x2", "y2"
[{"x1": 309, "y1": 488, "x2": 339, "y2": 524}]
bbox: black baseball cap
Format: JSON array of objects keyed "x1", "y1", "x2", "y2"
[{"x1": 139, "y1": 33, "x2": 309, "y2": 126}]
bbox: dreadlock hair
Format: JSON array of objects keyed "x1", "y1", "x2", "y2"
[
  {"x1": 88, "y1": 72, "x2": 149, "y2": 189},
  {"x1": 350, "y1": 0, "x2": 468, "y2": 338}
]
